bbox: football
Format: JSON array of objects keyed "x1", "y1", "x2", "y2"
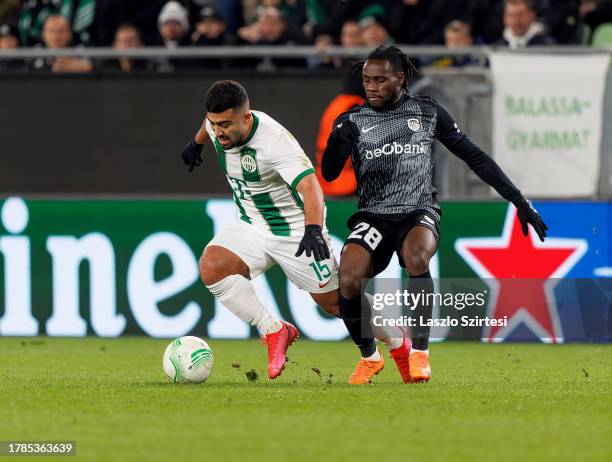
[{"x1": 163, "y1": 336, "x2": 214, "y2": 383}]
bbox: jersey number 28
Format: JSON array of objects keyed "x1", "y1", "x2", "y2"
[{"x1": 348, "y1": 222, "x2": 383, "y2": 250}]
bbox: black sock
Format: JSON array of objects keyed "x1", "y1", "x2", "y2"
[
  {"x1": 409, "y1": 271, "x2": 434, "y2": 351},
  {"x1": 339, "y1": 294, "x2": 376, "y2": 357}
]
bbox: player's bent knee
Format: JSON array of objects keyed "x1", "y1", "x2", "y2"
[
  {"x1": 404, "y1": 251, "x2": 430, "y2": 276},
  {"x1": 317, "y1": 301, "x2": 341, "y2": 318},
  {"x1": 199, "y1": 254, "x2": 222, "y2": 286},
  {"x1": 311, "y1": 290, "x2": 341, "y2": 317},
  {"x1": 199, "y1": 246, "x2": 246, "y2": 286},
  {"x1": 339, "y1": 271, "x2": 362, "y2": 299}
]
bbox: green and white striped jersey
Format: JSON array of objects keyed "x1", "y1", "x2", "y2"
[{"x1": 206, "y1": 110, "x2": 316, "y2": 237}]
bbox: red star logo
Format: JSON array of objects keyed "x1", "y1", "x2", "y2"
[{"x1": 455, "y1": 205, "x2": 587, "y2": 343}]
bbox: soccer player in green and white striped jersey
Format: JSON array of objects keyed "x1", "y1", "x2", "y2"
[{"x1": 180, "y1": 80, "x2": 341, "y2": 379}]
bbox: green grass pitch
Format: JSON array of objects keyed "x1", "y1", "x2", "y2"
[{"x1": 0, "y1": 338, "x2": 610, "y2": 462}]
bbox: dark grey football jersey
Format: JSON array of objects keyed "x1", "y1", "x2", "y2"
[
  {"x1": 322, "y1": 93, "x2": 523, "y2": 220},
  {"x1": 347, "y1": 94, "x2": 441, "y2": 217}
]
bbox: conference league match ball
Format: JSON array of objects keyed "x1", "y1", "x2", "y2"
[{"x1": 163, "y1": 336, "x2": 214, "y2": 383}]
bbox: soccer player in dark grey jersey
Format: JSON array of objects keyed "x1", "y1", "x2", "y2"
[{"x1": 322, "y1": 45, "x2": 548, "y2": 384}]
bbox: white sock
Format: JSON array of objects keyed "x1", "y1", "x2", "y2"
[
  {"x1": 372, "y1": 324, "x2": 404, "y2": 351},
  {"x1": 206, "y1": 274, "x2": 282, "y2": 335},
  {"x1": 411, "y1": 348, "x2": 429, "y2": 356},
  {"x1": 385, "y1": 336, "x2": 404, "y2": 350},
  {"x1": 365, "y1": 293, "x2": 405, "y2": 351},
  {"x1": 363, "y1": 347, "x2": 381, "y2": 361}
]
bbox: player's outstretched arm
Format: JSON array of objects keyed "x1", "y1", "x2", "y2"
[
  {"x1": 434, "y1": 102, "x2": 548, "y2": 241},
  {"x1": 294, "y1": 174, "x2": 330, "y2": 261},
  {"x1": 180, "y1": 119, "x2": 211, "y2": 172},
  {"x1": 321, "y1": 114, "x2": 359, "y2": 182}
]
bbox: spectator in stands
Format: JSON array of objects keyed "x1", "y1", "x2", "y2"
[
  {"x1": 430, "y1": 20, "x2": 476, "y2": 68},
  {"x1": 110, "y1": 24, "x2": 152, "y2": 73},
  {"x1": 444, "y1": 19, "x2": 476, "y2": 67},
  {"x1": 310, "y1": 33, "x2": 335, "y2": 69},
  {"x1": 260, "y1": 0, "x2": 308, "y2": 31},
  {"x1": 308, "y1": 19, "x2": 364, "y2": 71},
  {"x1": 155, "y1": 1, "x2": 191, "y2": 72},
  {"x1": 341, "y1": 19, "x2": 363, "y2": 48},
  {"x1": 186, "y1": 0, "x2": 244, "y2": 36},
  {"x1": 238, "y1": 6, "x2": 306, "y2": 45},
  {"x1": 191, "y1": 6, "x2": 231, "y2": 68},
  {"x1": 18, "y1": 0, "x2": 96, "y2": 46},
  {"x1": 358, "y1": 7, "x2": 391, "y2": 47},
  {"x1": 158, "y1": 1, "x2": 190, "y2": 47},
  {"x1": 18, "y1": 0, "x2": 60, "y2": 46},
  {"x1": 499, "y1": 0, "x2": 555, "y2": 48},
  {"x1": 32, "y1": 15, "x2": 93, "y2": 73},
  {"x1": 238, "y1": 7, "x2": 308, "y2": 68},
  {"x1": 445, "y1": 20, "x2": 475, "y2": 48},
  {"x1": 241, "y1": 0, "x2": 307, "y2": 31},
  {"x1": 0, "y1": 23, "x2": 27, "y2": 73},
  {"x1": 114, "y1": 23, "x2": 142, "y2": 50},
  {"x1": 192, "y1": 5, "x2": 228, "y2": 45},
  {"x1": 467, "y1": 0, "x2": 576, "y2": 44},
  {"x1": 95, "y1": 0, "x2": 168, "y2": 46},
  {"x1": 0, "y1": 23, "x2": 18, "y2": 49}
]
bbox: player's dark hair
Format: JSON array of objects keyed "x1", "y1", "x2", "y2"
[
  {"x1": 205, "y1": 80, "x2": 249, "y2": 113},
  {"x1": 353, "y1": 44, "x2": 419, "y2": 90}
]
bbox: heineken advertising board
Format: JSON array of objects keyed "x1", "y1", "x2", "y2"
[{"x1": 0, "y1": 197, "x2": 609, "y2": 342}]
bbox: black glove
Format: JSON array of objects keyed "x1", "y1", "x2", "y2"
[
  {"x1": 326, "y1": 114, "x2": 360, "y2": 156},
  {"x1": 181, "y1": 139, "x2": 203, "y2": 172},
  {"x1": 295, "y1": 224, "x2": 330, "y2": 261},
  {"x1": 321, "y1": 115, "x2": 360, "y2": 182},
  {"x1": 516, "y1": 198, "x2": 548, "y2": 242}
]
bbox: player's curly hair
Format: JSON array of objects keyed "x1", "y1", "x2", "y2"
[
  {"x1": 205, "y1": 80, "x2": 249, "y2": 113},
  {"x1": 352, "y1": 44, "x2": 419, "y2": 90}
]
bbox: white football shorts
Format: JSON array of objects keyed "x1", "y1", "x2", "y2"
[{"x1": 206, "y1": 220, "x2": 339, "y2": 293}]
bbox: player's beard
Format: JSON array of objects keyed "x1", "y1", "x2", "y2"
[
  {"x1": 222, "y1": 128, "x2": 248, "y2": 149},
  {"x1": 218, "y1": 135, "x2": 234, "y2": 149},
  {"x1": 368, "y1": 90, "x2": 405, "y2": 110}
]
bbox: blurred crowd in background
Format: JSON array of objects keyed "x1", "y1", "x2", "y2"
[{"x1": 0, "y1": 0, "x2": 611, "y2": 73}]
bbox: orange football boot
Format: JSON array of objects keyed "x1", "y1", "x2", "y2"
[
  {"x1": 409, "y1": 350, "x2": 431, "y2": 382},
  {"x1": 348, "y1": 348, "x2": 385, "y2": 384}
]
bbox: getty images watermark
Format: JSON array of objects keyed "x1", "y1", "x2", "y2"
[
  {"x1": 362, "y1": 278, "x2": 512, "y2": 336},
  {"x1": 362, "y1": 278, "x2": 612, "y2": 342},
  {"x1": 369, "y1": 288, "x2": 508, "y2": 328}
]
